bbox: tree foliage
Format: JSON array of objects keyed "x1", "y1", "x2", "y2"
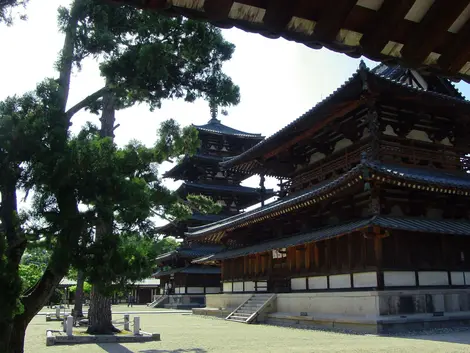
[
  {"x1": 0, "y1": 0, "x2": 240, "y2": 349},
  {"x1": 0, "y1": 0, "x2": 28, "y2": 25}
]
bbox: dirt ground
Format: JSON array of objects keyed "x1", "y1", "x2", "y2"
[{"x1": 26, "y1": 308, "x2": 470, "y2": 353}]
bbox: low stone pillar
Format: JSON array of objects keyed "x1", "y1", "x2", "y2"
[
  {"x1": 66, "y1": 316, "x2": 73, "y2": 336},
  {"x1": 124, "y1": 314, "x2": 130, "y2": 331},
  {"x1": 56, "y1": 306, "x2": 61, "y2": 318},
  {"x1": 133, "y1": 317, "x2": 140, "y2": 335}
]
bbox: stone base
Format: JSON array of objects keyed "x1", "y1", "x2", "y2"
[
  {"x1": 195, "y1": 289, "x2": 470, "y2": 333},
  {"x1": 46, "y1": 330, "x2": 160, "y2": 346},
  {"x1": 164, "y1": 303, "x2": 205, "y2": 309},
  {"x1": 265, "y1": 312, "x2": 470, "y2": 334},
  {"x1": 46, "y1": 316, "x2": 64, "y2": 322},
  {"x1": 193, "y1": 307, "x2": 231, "y2": 318}
]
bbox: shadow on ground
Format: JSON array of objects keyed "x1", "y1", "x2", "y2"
[{"x1": 97, "y1": 343, "x2": 207, "y2": 353}]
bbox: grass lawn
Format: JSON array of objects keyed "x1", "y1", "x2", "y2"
[{"x1": 26, "y1": 309, "x2": 470, "y2": 353}]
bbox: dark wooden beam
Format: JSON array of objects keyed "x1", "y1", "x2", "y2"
[
  {"x1": 262, "y1": 0, "x2": 297, "y2": 32},
  {"x1": 438, "y1": 18, "x2": 470, "y2": 75},
  {"x1": 360, "y1": 0, "x2": 415, "y2": 57},
  {"x1": 314, "y1": 0, "x2": 358, "y2": 42},
  {"x1": 401, "y1": 0, "x2": 470, "y2": 66},
  {"x1": 203, "y1": 0, "x2": 234, "y2": 21}
]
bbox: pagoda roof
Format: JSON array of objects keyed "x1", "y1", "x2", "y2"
[
  {"x1": 108, "y1": 0, "x2": 470, "y2": 84},
  {"x1": 186, "y1": 161, "x2": 470, "y2": 242},
  {"x1": 155, "y1": 244, "x2": 223, "y2": 263},
  {"x1": 164, "y1": 153, "x2": 222, "y2": 179},
  {"x1": 221, "y1": 62, "x2": 470, "y2": 176},
  {"x1": 193, "y1": 117, "x2": 264, "y2": 139},
  {"x1": 193, "y1": 216, "x2": 470, "y2": 263},
  {"x1": 156, "y1": 212, "x2": 226, "y2": 236},
  {"x1": 152, "y1": 265, "x2": 221, "y2": 278},
  {"x1": 177, "y1": 181, "x2": 273, "y2": 196}
]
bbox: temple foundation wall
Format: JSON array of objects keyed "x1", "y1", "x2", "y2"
[{"x1": 194, "y1": 288, "x2": 470, "y2": 333}]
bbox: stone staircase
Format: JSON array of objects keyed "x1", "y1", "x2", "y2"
[
  {"x1": 147, "y1": 295, "x2": 167, "y2": 308},
  {"x1": 225, "y1": 293, "x2": 276, "y2": 324}
]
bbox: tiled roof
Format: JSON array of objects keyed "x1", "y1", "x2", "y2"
[
  {"x1": 152, "y1": 265, "x2": 221, "y2": 277},
  {"x1": 186, "y1": 166, "x2": 363, "y2": 237},
  {"x1": 186, "y1": 162, "x2": 470, "y2": 240},
  {"x1": 193, "y1": 118, "x2": 264, "y2": 139},
  {"x1": 163, "y1": 153, "x2": 224, "y2": 179},
  {"x1": 178, "y1": 181, "x2": 274, "y2": 196},
  {"x1": 220, "y1": 62, "x2": 470, "y2": 173},
  {"x1": 155, "y1": 245, "x2": 224, "y2": 263},
  {"x1": 194, "y1": 216, "x2": 470, "y2": 262},
  {"x1": 155, "y1": 212, "x2": 227, "y2": 234},
  {"x1": 366, "y1": 162, "x2": 470, "y2": 190}
]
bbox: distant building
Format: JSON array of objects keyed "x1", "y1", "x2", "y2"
[{"x1": 154, "y1": 105, "x2": 272, "y2": 309}]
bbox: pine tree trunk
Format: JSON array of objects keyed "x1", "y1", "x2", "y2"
[
  {"x1": 86, "y1": 84, "x2": 118, "y2": 335},
  {"x1": 86, "y1": 287, "x2": 117, "y2": 334},
  {"x1": 73, "y1": 271, "x2": 85, "y2": 318}
]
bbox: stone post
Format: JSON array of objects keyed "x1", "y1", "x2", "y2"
[
  {"x1": 133, "y1": 316, "x2": 140, "y2": 335},
  {"x1": 66, "y1": 316, "x2": 73, "y2": 336},
  {"x1": 56, "y1": 306, "x2": 61, "y2": 319},
  {"x1": 124, "y1": 314, "x2": 130, "y2": 331}
]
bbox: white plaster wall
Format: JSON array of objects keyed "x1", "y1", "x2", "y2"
[
  {"x1": 451, "y1": 272, "x2": 465, "y2": 286},
  {"x1": 464, "y1": 272, "x2": 470, "y2": 284},
  {"x1": 233, "y1": 281, "x2": 244, "y2": 292},
  {"x1": 329, "y1": 274, "x2": 351, "y2": 289},
  {"x1": 244, "y1": 281, "x2": 255, "y2": 292},
  {"x1": 419, "y1": 271, "x2": 449, "y2": 286},
  {"x1": 308, "y1": 276, "x2": 328, "y2": 289},
  {"x1": 205, "y1": 293, "x2": 251, "y2": 309},
  {"x1": 276, "y1": 292, "x2": 378, "y2": 317},
  {"x1": 353, "y1": 272, "x2": 377, "y2": 288},
  {"x1": 291, "y1": 277, "x2": 307, "y2": 291},
  {"x1": 175, "y1": 287, "x2": 185, "y2": 294},
  {"x1": 256, "y1": 281, "x2": 268, "y2": 291},
  {"x1": 222, "y1": 282, "x2": 232, "y2": 293},
  {"x1": 186, "y1": 287, "x2": 204, "y2": 294},
  {"x1": 205, "y1": 287, "x2": 221, "y2": 294},
  {"x1": 384, "y1": 271, "x2": 416, "y2": 287}
]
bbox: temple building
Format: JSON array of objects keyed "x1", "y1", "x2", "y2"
[
  {"x1": 152, "y1": 106, "x2": 273, "y2": 309},
  {"x1": 190, "y1": 63, "x2": 470, "y2": 332}
]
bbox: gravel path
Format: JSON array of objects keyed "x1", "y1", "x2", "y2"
[{"x1": 25, "y1": 310, "x2": 470, "y2": 353}]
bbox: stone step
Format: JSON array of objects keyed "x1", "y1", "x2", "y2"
[
  {"x1": 227, "y1": 318, "x2": 248, "y2": 323},
  {"x1": 229, "y1": 315, "x2": 250, "y2": 321},
  {"x1": 232, "y1": 313, "x2": 251, "y2": 318},
  {"x1": 237, "y1": 309, "x2": 257, "y2": 314}
]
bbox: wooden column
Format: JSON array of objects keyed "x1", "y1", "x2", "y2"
[
  {"x1": 374, "y1": 228, "x2": 384, "y2": 290},
  {"x1": 314, "y1": 243, "x2": 319, "y2": 269},
  {"x1": 348, "y1": 233, "x2": 354, "y2": 287},
  {"x1": 221, "y1": 261, "x2": 224, "y2": 281},
  {"x1": 305, "y1": 243, "x2": 312, "y2": 271}
]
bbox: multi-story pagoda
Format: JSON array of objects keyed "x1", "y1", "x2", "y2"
[
  {"x1": 153, "y1": 106, "x2": 273, "y2": 308},
  {"x1": 190, "y1": 63, "x2": 470, "y2": 332}
]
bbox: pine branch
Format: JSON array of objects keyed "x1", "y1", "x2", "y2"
[{"x1": 66, "y1": 87, "x2": 107, "y2": 120}]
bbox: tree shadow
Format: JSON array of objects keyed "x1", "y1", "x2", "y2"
[{"x1": 97, "y1": 343, "x2": 207, "y2": 353}]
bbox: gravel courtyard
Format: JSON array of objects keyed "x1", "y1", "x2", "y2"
[{"x1": 26, "y1": 308, "x2": 470, "y2": 353}]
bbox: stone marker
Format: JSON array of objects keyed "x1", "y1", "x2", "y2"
[
  {"x1": 124, "y1": 314, "x2": 130, "y2": 331},
  {"x1": 56, "y1": 307, "x2": 61, "y2": 318},
  {"x1": 133, "y1": 317, "x2": 140, "y2": 335},
  {"x1": 66, "y1": 316, "x2": 73, "y2": 336}
]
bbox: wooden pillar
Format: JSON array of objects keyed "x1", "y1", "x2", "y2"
[
  {"x1": 348, "y1": 233, "x2": 354, "y2": 288},
  {"x1": 314, "y1": 243, "x2": 319, "y2": 269},
  {"x1": 221, "y1": 261, "x2": 224, "y2": 281},
  {"x1": 374, "y1": 230, "x2": 384, "y2": 290},
  {"x1": 255, "y1": 254, "x2": 260, "y2": 275},
  {"x1": 295, "y1": 247, "x2": 302, "y2": 272},
  {"x1": 243, "y1": 256, "x2": 248, "y2": 279},
  {"x1": 267, "y1": 251, "x2": 272, "y2": 275},
  {"x1": 305, "y1": 243, "x2": 312, "y2": 270}
]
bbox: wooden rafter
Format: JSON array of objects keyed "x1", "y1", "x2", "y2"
[
  {"x1": 203, "y1": 0, "x2": 234, "y2": 22},
  {"x1": 401, "y1": 0, "x2": 470, "y2": 66},
  {"x1": 439, "y1": 18, "x2": 470, "y2": 74},
  {"x1": 262, "y1": 0, "x2": 297, "y2": 33},
  {"x1": 314, "y1": 0, "x2": 358, "y2": 42},
  {"x1": 360, "y1": 0, "x2": 415, "y2": 57}
]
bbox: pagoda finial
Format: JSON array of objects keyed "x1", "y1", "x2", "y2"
[
  {"x1": 208, "y1": 100, "x2": 221, "y2": 124},
  {"x1": 359, "y1": 59, "x2": 367, "y2": 70}
]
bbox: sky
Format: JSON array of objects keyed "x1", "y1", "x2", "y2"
[{"x1": 2, "y1": 0, "x2": 470, "y2": 225}]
